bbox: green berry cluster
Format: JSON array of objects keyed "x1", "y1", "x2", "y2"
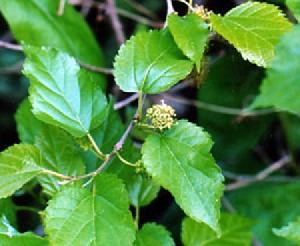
[
  {"x1": 135, "y1": 160, "x2": 147, "y2": 176},
  {"x1": 146, "y1": 100, "x2": 176, "y2": 131},
  {"x1": 77, "y1": 137, "x2": 92, "y2": 151}
]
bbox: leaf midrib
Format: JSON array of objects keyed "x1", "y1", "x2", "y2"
[
  {"x1": 161, "y1": 137, "x2": 213, "y2": 225},
  {"x1": 139, "y1": 46, "x2": 173, "y2": 92}
]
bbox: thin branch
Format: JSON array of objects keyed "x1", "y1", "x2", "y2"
[
  {"x1": 137, "y1": 93, "x2": 143, "y2": 119},
  {"x1": 166, "y1": 0, "x2": 175, "y2": 16},
  {"x1": 87, "y1": 133, "x2": 106, "y2": 160},
  {"x1": 224, "y1": 170, "x2": 297, "y2": 183},
  {"x1": 0, "y1": 41, "x2": 114, "y2": 75},
  {"x1": 106, "y1": 0, "x2": 125, "y2": 45},
  {"x1": 57, "y1": 0, "x2": 66, "y2": 16},
  {"x1": 78, "y1": 113, "x2": 138, "y2": 180},
  {"x1": 225, "y1": 155, "x2": 291, "y2": 191},
  {"x1": 42, "y1": 169, "x2": 73, "y2": 180},
  {"x1": 124, "y1": 0, "x2": 159, "y2": 20},
  {"x1": 15, "y1": 206, "x2": 40, "y2": 213},
  {"x1": 163, "y1": 94, "x2": 278, "y2": 117},
  {"x1": 165, "y1": 0, "x2": 175, "y2": 28},
  {"x1": 169, "y1": 79, "x2": 193, "y2": 92},
  {"x1": 81, "y1": 0, "x2": 93, "y2": 16},
  {"x1": 115, "y1": 114, "x2": 137, "y2": 151},
  {"x1": 91, "y1": 1, "x2": 163, "y2": 28},
  {"x1": 0, "y1": 60, "x2": 23, "y2": 74},
  {"x1": 114, "y1": 93, "x2": 139, "y2": 110},
  {"x1": 79, "y1": 62, "x2": 114, "y2": 75},
  {"x1": 114, "y1": 80, "x2": 192, "y2": 111},
  {"x1": 42, "y1": 110, "x2": 138, "y2": 183},
  {"x1": 0, "y1": 41, "x2": 22, "y2": 51},
  {"x1": 116, "y1": 8, "x2": 163, "y2": 28},
  {"x1": 135, "y1": 205, "x2": 140, "y2": 229},
  {"x1": 116, "y1": 151, "x2": 137, "y2": 166},
  {"x1": 222, "y1": 196, "x2": 236, "y2": 213}
]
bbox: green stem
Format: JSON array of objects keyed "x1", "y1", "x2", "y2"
[
  {"x1": 177, "y1": 0, "x2": 194, "y2": 11},
  {"x1": 135, "y1": 206, "x2": 140, "y2": 229},
  {"x1": 87, "y1": 133, "x2": 106, "y2": 160},
  {"x1": 57, "y1": 0, "x2": 66, "y2": 16},
  {"x1": 42, "y1": 169, "x2": 72, "y2": 180},
  {"x1": 116, "y1": 151, "x2": 137, "y2": 167},
  {"x1": 138, "y1": 92, "x2": 143, "y2": 119},
  {"x1": 137, "y1": 123, "x2": 155, "y2": 130},
  {"x1": 16, "y1": 206, "x2": 40, "y2": 213}
]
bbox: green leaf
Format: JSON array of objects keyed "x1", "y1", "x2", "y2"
[
  {"x1": 0, "y1": 234, "x2": 47, "y2": 246},
  {"x1": 0, "y1": 144, "x2": 44, "y2": 199},
  {"x1": 182, "y1": 213, "x2": 253, "y2": 246},
  {"x1": 273, "y1": 217, "x2": 300, "y2": 244},
  {"x1": 0, "y1": 0, "x2": 106, "y2": 89},
  {"x1": 251, "y1": 25, "x2": 300, "y2": 115},
  {"x1": 0, "y1": 215, "x2": 17, "y2": 235},
  {"x1": 228, "y1": 182, "x2": 300, "y2": 246},
  {"x1": 134, "y1": 223, "x2": 175, "y2": 246},
  {"x1": 127, "y1": 175, "x2": 160, "y2": 207},
  {"x1": 168, "y1": 13, "x2": 209, "y2": 71},
  {"x1": 287, "y1": 0, "x2": 300, "y2": 21},
  {"x1": 142, "y1": 120, "x2": 224, "y2": 233},
  {"x1": 45, "y1": 174, "x2": 136, "y2": 246},
  {"x1": 15, "y1": 99, "x2": 43, "y2": 144},
  {"x1": 210, "y1": 2, "x2": 292, "y2": 67},
  {"x1": 114, "y1": 29, "x2": 193, "y2": 94},
  {"x1": 0, "y1": 199, "x2": 16, "y2": 227},
  {"x1": 35, "y1": 125, "x2": 85, "y2": 196},
  {"x1": 24, "y1": 46, "x2": 107, "y2": 137},
  {"x1": 0, "y1": 216, "x2": 48, "y2": 246}
]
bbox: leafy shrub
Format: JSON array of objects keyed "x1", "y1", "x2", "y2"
[{"x1": 0, "y1": 0, "x2": 299, "y2": 245}]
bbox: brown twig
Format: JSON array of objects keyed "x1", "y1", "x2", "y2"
[
  {"x1": 0, "y1": 60, "x2": 23, "y2": 74},
  {"x1": 116, "y1": 8, "x2": 163, "y2": 28},
  {"x1": 113, "y1": 80, "x2": 193, "y2": 111},
  {"x1": 80, "y1": 0, "x2": 93, "y2": 16},
  {"x1": 106, "y1": 0, "x2": 125, "y2": 45},
  {"x1": 124, "y1": 0, "x2": 159, "y2": 20},
  {"x1": 0, "y1": 41, "x2": 22, "y2": 51},
  {"x1": 0, "y1": 40, "x2": 114, "y2": 75},
  {"x1": 45, "y1": 96, "x2": 144, "y2": 183},
  {"x1": 79, "y1": 62, "x2": 114, "y2": 75},
  {"x1": 225, "y1": 155, "x2": 291, "y2": 191},
  {"x1": 44, "y1": 111, "x2": 138, "y2": 183},
  {"x1": 114, "y1": 93, "x2": 139, "y2": 110},
  {"x1": 222, "y1": 196, "x2": 237, "y2": 213},
  {"x1": 163, "y1": 94, "x2": 278, "y2": 117}
]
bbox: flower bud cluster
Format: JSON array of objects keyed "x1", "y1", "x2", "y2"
[
  {"x1": 146, "y1": 101, "x2": 176, "y2": 131},
  {"x1": 194, "y1": 5, "x2": 212, "y2": 21}
]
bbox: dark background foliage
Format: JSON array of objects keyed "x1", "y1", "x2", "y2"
[{"x1": 0, "y1": 0, "x2": 298, "y2": 245}]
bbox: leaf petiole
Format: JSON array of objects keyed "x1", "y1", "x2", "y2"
[
  {"x1": 135, "y1": 206, "x2": 140, "y2": 229},
  {"x1": 138, "y1": 92, "x2": 143, "y2": 119},
  {"x1": 87, "y1": 133, "x2": 107, "y2": 160},
  {"x1": 116, "y1": 151, "x2": 137, "y2": 167}
]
